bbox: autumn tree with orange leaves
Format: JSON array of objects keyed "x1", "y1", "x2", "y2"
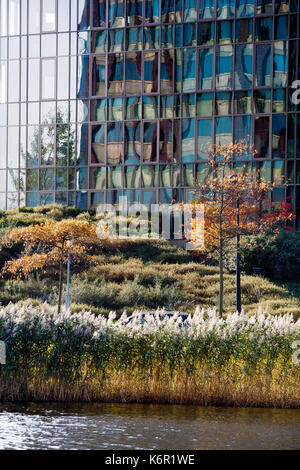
[
  {"x1": 0, "y1": 220, "x2": 103, "y2": 314},
  {"x1": 190, "y1": 141, "x2": 294, "y2": 318}
]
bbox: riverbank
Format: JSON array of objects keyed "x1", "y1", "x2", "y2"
[
  {"x1": 0, "y1": 303, "x2": 299, "y2": 407},
  {"x1": 1, "y1": 365, "x2": 299, "y2": 408}
]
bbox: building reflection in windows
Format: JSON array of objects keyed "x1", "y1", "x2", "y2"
[
  {"x1": 144, "y1": 52, "x2": 159, "y2": 93},
  {"x1": 107, "y1": 122, "x2": 123, "y2": 164},
  {"x1": 143, "y1": 122, "x2": 157, "y2": 162}
]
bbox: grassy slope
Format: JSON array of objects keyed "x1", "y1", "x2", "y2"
[{"x1": 0, "y1": 205, "x2": 299, "y2": 318}]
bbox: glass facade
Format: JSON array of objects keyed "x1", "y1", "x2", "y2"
[{"x1": 0, "y1": 0, "x2": 300, "y2": 227}]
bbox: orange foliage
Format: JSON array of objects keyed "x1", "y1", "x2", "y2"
[
  {"x1": 189, "y1": 141, "x2": 295, "y2": 249},
  {"x1": 0, "y1": 220, "x2": 102, "y2": 279}
]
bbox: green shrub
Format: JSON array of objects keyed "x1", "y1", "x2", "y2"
[{"x1": 225, "y1": 231, "x2": 300, "y2": 281}]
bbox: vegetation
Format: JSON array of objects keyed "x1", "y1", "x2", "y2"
[
  {"x1": 191, "y1": 142, "x2": 294, "y2": 317},
  {"x1": 0, "y1": 303, "x2": 299, "y2": 407},
  {"x1": 0, "y1": 220, "x2": 104, "y2": 313},
  {"x1": 0, "y1": 204, "x2": 299, "y2": 318}
]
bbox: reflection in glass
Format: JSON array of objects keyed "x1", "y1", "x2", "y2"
[
  {"x1": 197, "y1": 93, "x2": 213, "y2": 117},
  {"x1": 235, "y1": 19, "x2": 253, "y2": 43},
  {"x1": 93, "y1": 0, "x2": 106, "y2": 28},
  {"x1": 92, "y1": 124, "x2": 105, "y2": 164},
  {"x1": 40, "y1": 126, "x2": 55, "y2": 166},
  {"x1": 144, "y1": 52, "x2": 158, "y2": 93},
  {"x1": 40, "y1": 168, "x2": 54, "y2": 190},
  {"x1": 215, "y1": 116, "x2": 232, "y2": 146},
  {"x1": 182, "y1": 48, "x2": 196, "y2": 93},
  {"x1": 107, "y1": 122, "x2": 123, "y2": 164},
  {"x1": 125, "y1": 52, "x2": 142, "y2": 95},
  {"x1": 199, "y1": 48, "x2": 213, "y2": 90},
  {"x1": 162, "y1": 0, "x2": 175, "y2": 23},
  {"x1": 161, "y1": 96, "x2": 173, "y2": 118},
  {"x1": 216, "y1": 45, "x2": 233, "y2": 90},
  {"x1": 274, "y1": 41, "x2": 288, "y2": 88},
  {"x1": 256, "y1": 0, "x2": 273, "y2": 14},
  {"x1": 255, "y1": 44, "x2": 271, "y2": 87},
  {"x1": 42, "y1": 59, "x2": 55, "y2": 100},
  {"x1": 199, "y1": 0, "x2": 214, "y2": 19},
  {"x1": 162, "y1": 25, "x2": 174, "y2": 48},
  {"x1": 234, "y1": 90, "x2": 251, "y2": 114},
  {"x1": 197, "y1": 119, "x2": 212, "y2": 159},
  {"x1": 108, "y1": 98, "x2": 123, "y2": 121},
  {"x1": 215, "y1": 92, "x2": 232, "y2": 115},
  {"x1": 273, "y1": 89, "x2": 286, "y2": 113},
  {"x1": 272, "y1": 114, "x2": 286, "y2": 159},
  {"x1": 217, "y1": 21, "x2": 233, "y2": 44},
  {"x1": 254, "y1": 116, "x2": 270, "y2": 158},
  {"x1": 125, "y1": 166, "x2": 141, "y2": 188},
  {"x1": 143, "y1": 27, "x2": 160, "y2": 50},
  {"x1": 7, "y1": 127, "x2": 19, "y2": 168},
  {"x1": 143, "y1": 122, "x2": 157, "y2": 162},
  {"x1": 143, "y1": 96, "x2": 158, "y2": 119},
  {"x1": 182, "y1": 118, "x2": 195, "y2": 163},
  {"x1": 93, "y1": 56, "x2": 106, "y2": 97},
  {"x1": 217, "y1": 0, "x2": 234, "y2": 19},
  {"x1": 108, "y1": 0, "x2": 125, "y2": 27},
  {"x1": 234, "y1": 115, "x2": 251, "y2": 147},
  {"x1": 183, "y1": 0, "x2": 197, "y2": 22},
  {"x1": 235, "y1": 44, "x2": 253, "y2": 90},
  {"x1": 160, "y1": 120, "x2": 173, "y2": 163},
  {"x1": 142, "y1": 165, "x2": 159, "y2": 188},
  {"x1": 127, "y1": 0, "x2": 143, "y2": 25},
  {"x1": 161, "y1": 50, "x2": 173, "y2": 94},
  {"x1": 255, "y1": 17, "x2": 272, "y2": 41},
  {"x1": 126, "y1": 97, "x2": 142, "y2": 120},
  {"x1": 182, "y1": 94, "x2": 195, "y2": 117},
  {"x1": 42, "y1": 0, "x2": 56, "y2": 32},
  {"x1": 144, "y1": 0, "x2": 160, "y2": 23},
  {"x1": 198, "y1": 22, "x2": 214, "y2": 46},
  {"x1": 254, "y1": 89, "x2": 271, "y2": 113},
  {"x1": 127, "y1": 28, "x2": 143, "y2": 50},
  {"x1": 108, "y1": 53, "x2": 124, "y2": 96},
  {"x1": 125, "y1": 122, "x2": 141, "y2": 164},
  {"x1": 236, "y1": 0, "x2": 254, "y2": 17}
]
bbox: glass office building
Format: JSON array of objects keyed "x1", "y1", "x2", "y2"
[{"x1": 0, "y1": 0, "x2": 300, "y2": 227}]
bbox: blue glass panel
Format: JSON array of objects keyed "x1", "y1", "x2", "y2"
[{"x1": 236, "y1": 0, "x2": 254, "y2": 17}]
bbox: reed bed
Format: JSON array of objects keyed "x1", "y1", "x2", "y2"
[{"x1": 0, "y1": 302, "x2": 299, "y2": 407}]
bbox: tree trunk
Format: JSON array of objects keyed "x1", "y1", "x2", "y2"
[
  {"x1": 57, "y1": 258, "x2": 63, "y2": 314},
  {"x1": 219, "y1": 237, "x2": 223, "y2": 319}
]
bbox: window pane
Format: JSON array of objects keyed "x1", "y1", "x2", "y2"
[
  {"x1": 235, "y1": 44, "x2": 253, "y2": 90},
  {"x1": 255, "y1": 44, "x2": 271, "y2": 87},
  {"x1": 254, "y1": 116, "x2": 270, "y2": 158},
  {"x1": 42, "y1": 0, "x2": 56, "y2": 32},
  {"x1": 182, "y1": 48, "x2": 196, "y2": 93},
  {"x1": 144, "y1": 52, "x2": 158, "y2": 93},
  {"x1": 182, "y1": 118, "x2": 195, "y2": 163},
  {"x1": 125, "y1": 52, "x2": 142, "y2": 95},
  {"x1": 197, "y1": 119, "x2": 212, "y2": 159},
  {"x1": 216, "y1": 45, "x2": 233, "y2": 90},
  {"x1": 198, "y1": 48, "x2": 213, "y2": 90},
  {"x1": 42, "y1": 59, "x2": 55, "y2": 100},
  {"x1": 274, "y1": 41, "x2": 288, "y2": 88}
]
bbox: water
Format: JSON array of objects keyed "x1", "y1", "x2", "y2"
[{"x1": 0, "y1": 403, "x2": 299, "y2": 450}]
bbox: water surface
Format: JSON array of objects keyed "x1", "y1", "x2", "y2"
[{"x1": 0, "y1": 403, "x2": 299, "y2": 450}]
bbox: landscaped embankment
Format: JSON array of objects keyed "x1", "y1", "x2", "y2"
[{"x1": 0, "y1": 303, "x2": 299, "y2": 407}]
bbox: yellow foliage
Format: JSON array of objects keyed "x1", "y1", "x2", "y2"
[{"x1": 0, "y1": 220, "x2": 103, "y2": 278}]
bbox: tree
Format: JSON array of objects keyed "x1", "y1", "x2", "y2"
[
  {"x1": 189, "y1": 141, "x2": 294, "y2": 318},
  {"x1": 0, "y1": 220, "x2": 102, "y2": 313}
]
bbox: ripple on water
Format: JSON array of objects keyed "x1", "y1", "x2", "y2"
[{"x1": 0, "y1": 403, "x2": 299, "y2": 450}]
